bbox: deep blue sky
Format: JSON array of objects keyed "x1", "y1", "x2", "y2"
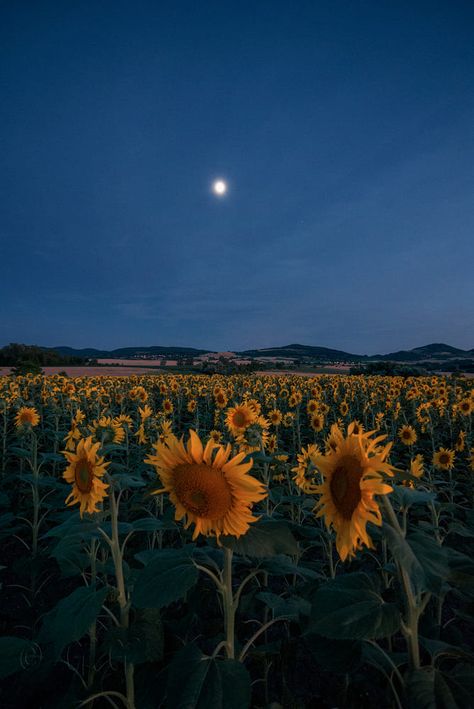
[{"x1": 1, "y1": 1, "x2": 473, "y2": 354}]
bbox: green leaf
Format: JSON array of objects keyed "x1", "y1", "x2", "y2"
[
  {"x1": 43, "y1": 512, "x2": 98, "y2": 539},
  {"x1": 7, "y1": 446, "x2": 31, "y2": 459},
  {"x1": 256, "y1": 591, "x2": 310, "y2": 620},
  {"x1": 391, "y1": 485, "x2": 436, "y2": 508},
  {"x1": 382, "y1": 523, "x2": 427, "y2": 595},
  {"x1": 448, "y1": 522, "x2": 474, "y2": 539},
  {"x1": 405, "y1": 667, "x2": 473, "y2": 709},
  {"x1": 242, "y1": 451, "x2": 273, "y2": 464},
  {"x1": 419, "y1": 636, "x2": 474, "y2": 663},
  {"x1": 49, "y1": 534, "x2": 91, "y2": 577},
  {"x1": 258, "y1": 554, "x2": 321, "y2": 579},
  {"x1": 39, "y1": 452, "x2": 65, "y2": 464},
  {"x1": 39, "y1": 585, "x2": 108, "y2": 659},
  {"x1": 0, "y1": 637, "x2": 32, "y2": 679},
  {"x1": 362, "y1": 642, "x2": 406, "y2": 677},
  {"x1": 132, "y1": 549, "x2": 198, "y2": 609},
  {"x1": 131, "y1": 517, "x2": 176, "y2": 532},
  {"x1": 407, "y1": 532, "x2": 451, "y2": 596},
  {"x1": 104, "y1": 609, "x2": 164, "y2": 664},
  {"x1": 46, "y1": 514, "x2": 98, "y2": 576},
  {"x1": 307, "y1": 633, "x2": 363, "y2": 673},
  {"x1": 448, "y1": 549, "x2": 474, "y2": 598},
  {"x1": 308, "y1": 573, "x2": 400, "y2": 640},
  {"x1": 113, "y1": 473, "x2": 146, "y2": 488},
  {"x1": 166, "y1": 643, "x2": 251, "y2": 709},
  {"x1": 221, "y1": 520, "x2": 298, "y2": 558}
]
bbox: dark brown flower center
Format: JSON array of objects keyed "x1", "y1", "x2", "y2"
[
  {"x1": 172, "y1": 463, "x2": 233, "y2": 518},
  {"x1": 232, "y1": 411, "x2": 248, "y2": 428},
  {"x1": 330, "y1": 455, "x2": 364, "y2": 520},
  {"x1": 75, "y1": 458, "x2": 94, "y2": 493}
]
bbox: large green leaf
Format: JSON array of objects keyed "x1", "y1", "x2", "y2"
[
  {"x1": 104, "y1": 608, "x2": 164, "y2": 664},
  {"x1": 221, "y1": 520, "x2": 298, "y2": 558},
  {"x1": 39, "y1": 585, "x2": 108, "y2": 659},
  {"x1": 382, "y1": 523, "x2": 426, "y2": 595},
  {"x1": 382, "y1": 524, "x2": 452, "y2": 596},
  {"x1": 256, "y1": 591, "x2": 310, "y2": 620},
  {"x1": 405, "y1": 667, "x2": 474, "y2": 709},
  {"x1": 391, "y1": 485, "x2": 436, "y2": 508},
  {"x1": 0, "y1": 637, "x2": 33, "y2": 679},
  {"x1": 407, "y1": 532, "x2": 451, "y2": 596},
  {"x1": 131, "y1": 517, "x2": 177, "y2": 532},
  {"x1": 307, "y1": 633, "x2": 363, "y2": 673},
  {"x1": 308, "y1": 573, "x2": 400, "y2": 640},
  {"x1": 132, "y1": 549, "x2": 198, "y2": 609},
  {"x1": 258, "y1": 554, "x2": 321, "y2": 579},
  {"x1": 419, "y1": 636, "x2": 474, "y2": 663},
  {"x1": 166, "y1": 643, "x2": 251, "y2": 709}
]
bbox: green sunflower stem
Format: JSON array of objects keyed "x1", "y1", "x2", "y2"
[
  {"x1": 381, "y1": 496, "x2": 420, "y2": 671},
  {"x1": 30, "y1": 432, "x2": 40, "y2": 558},
  {"x1": 222, "y1": 547, "x2": 236, "y2": 660},
  {"x1": 109, "y1": 488, "x2": 135, "y2": 709},
  {"x1": 1, "y1": 407, "x2": 7, "y2": 476},
  {"x1": 87, "y1": 537, "x2": 98, "y2": 688}
]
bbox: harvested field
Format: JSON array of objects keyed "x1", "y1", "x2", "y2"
[{"x1": 0, "y1": 366, "x2": 159, "y2": 377}]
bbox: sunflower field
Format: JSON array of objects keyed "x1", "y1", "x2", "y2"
[{"x1": 1, "y1": 372, "x2": 474, "y2": 709}]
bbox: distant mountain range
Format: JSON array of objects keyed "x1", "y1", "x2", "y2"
[
  {"x1": 50, "y1": 345, "x2": 210, "y2": 359},
  {"x1": 48, "y1": 342, "x2": 474, "y2": 364}
]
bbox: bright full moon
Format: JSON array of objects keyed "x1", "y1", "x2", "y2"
[{"x1": 212, "y1": 179, "x2": 228, "y2": 196}]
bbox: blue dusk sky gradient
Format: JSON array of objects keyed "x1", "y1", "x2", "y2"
[{"x1": 1, "y1": 0, "x2": 473, "y2": 354}]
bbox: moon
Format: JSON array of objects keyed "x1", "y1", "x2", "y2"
[{"x1": 212, "y1": 179, "x2": 228, "y2": 196}]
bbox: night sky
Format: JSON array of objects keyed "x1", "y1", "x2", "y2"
[{"x1": 1, "y1": 1, "x2": 473, "y2": 354}]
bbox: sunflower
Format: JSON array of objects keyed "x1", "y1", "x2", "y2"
[
  {"x1": 130, "y1": 386, "x2": 148, "y2": 402},
  {"x1": 135, "y1": 424, "x2": 147, "y2": 445},
  {"x1": 266, "y1": 434, "x2": 278, "y2": 454},
  {"x1": 398, "y1": 425, "x2": 417, "y2": 446},
  {"x1": 209, "y1": 429, "x2": 222, "y2": 444},
  {"x1": 139, "y1": 405, "x2": 153, "y2": 420},
  {"x1": 312, "y1": 426, "x2": 396, "y2": 561},
  {"x1": 158, "y1": 419, "x2": 173, "y2": 444},
  {"x1": 457, "y1": 399, "x2": 473, "y2": 416},
  {"x1": 235, "y1": 415, "x2": 271, "y2": 453},
  {"x1": 288, "y1": 394, "x2": 299, "y2": 408},
  {"x1": 324, "y1": 423, "x2": 344, "y2": 453},
  {"x1": 455, "y1": 431, "x2": 466, "y2": 452},
  {"x1": 347, "y1": 420, "x2": 364, "y2": 436},
  {"x1": 292, "y1": 444, "x2": 320, "y2": 492},
  {"x1": 90, "y1": 416, "x2": 125, "y2": 445},
  {"x1": 432, "y1": 448, "x2": 455, "y2": 471},
  {"x1": 15, "y1": 406, "x2": 40, "y2": 428},
  {"x1": 162, "y1": 398, "x2": 174, "y2": 415},
  {"x1": 225, "y1": 403, "x2": 257, "y2": 436},
  {"x1": 114, "y1": 413, "x2": 132, "y2": 427},
  {"x1": 410, "y1": 454, "x2": 424, "y2": 478},
  {"x1": 214, "y1": 391, "x2": 228, "y2": 409},
  {"x1": 64, "y1": 423, "x2": 82, "y2": 451},
  {"x1": 244, "y1": 397, "x2": 262, "y2": 415},
  {"x1": 74, "y1": 409, "x2": 86, "y2": 424},
  {"x1": 268, "y1": 409, "x2": 283, "y2": 426},
  {"x1": 310, "y1": 413, "x2": 325, "y2": 432},
  {"x1": 339, "y1": 401, "x2": 349, "y2": 417},
  {"x1": 187, "y1": 399, "x2": 197, "y2": 413},
  {"x1": 62, "y1": 437, "x2": 109, "y2": 516},
  {"x1": 145, "y1": 430, "x2": 267, "y2": 541}
]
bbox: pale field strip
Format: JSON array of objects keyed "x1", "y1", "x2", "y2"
[{"x1": 0, "y1": 367, "x2": 470, "y2": 378}]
